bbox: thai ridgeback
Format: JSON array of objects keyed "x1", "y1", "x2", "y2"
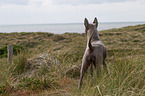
[{"x1": 79, "y1": 17, "x2": 108, "y2": 89}]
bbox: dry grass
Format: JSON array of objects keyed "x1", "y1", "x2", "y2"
[{"x1": 0, "y1": 24, "x2": 145, "y2": 95}]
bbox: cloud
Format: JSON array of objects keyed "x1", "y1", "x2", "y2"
[
  {"x1": 0, "y1": 0, "x2": 145, "y2": 25},
  {"x1": 52, "y1": 0, "x2": 136, "y2": 5},
  {"x1": 0, "y1": 0, "x2": 30, "y2": 6}
]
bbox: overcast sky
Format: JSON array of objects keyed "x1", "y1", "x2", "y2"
[{"x1": 0, "y1": 0, "x2": 145, "y2": 25}]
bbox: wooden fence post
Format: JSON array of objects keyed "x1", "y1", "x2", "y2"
[{"x1": 7, "y1": 45, "x2": 13, "y2": 64}]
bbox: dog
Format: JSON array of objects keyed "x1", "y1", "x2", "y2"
[{"x1": 79, "y1": 17, "x2": 108, "y2": 89}]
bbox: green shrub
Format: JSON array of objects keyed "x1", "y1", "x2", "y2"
[
  {"x1": 0, "y1": 46, "x2": 7, "y2": 58},
  {"x1": 0, "y1": 45, "x2": 23, "y2": 58}
]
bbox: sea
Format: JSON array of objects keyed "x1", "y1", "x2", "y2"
[{"x1": 0, "y1": 22, "x2": 145, "y2": 34}]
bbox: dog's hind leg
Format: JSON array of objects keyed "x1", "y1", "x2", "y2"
[
  {"x1": 96, "y1": 61, "x2": 101, "y2": 77},
  {"x1": 95, "y1": 52, "x2": 102, "y2": 77},
  {"x1": 90, "y1": 64, "x2": 93, "y2": 77},
  {"x1": 103, "y1": 60, "x2": 108, "y2": 74},
  {"x1": 103, "y1": 48, "x2": 108, "y2": 74},
  {"x1": 79, "y1": 59, "x2": 90, "y2": 89}
]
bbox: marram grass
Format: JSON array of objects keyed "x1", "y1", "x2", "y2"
[
  {"x1": 0, "y1": 24, "x2": 145, "y2": 95},
  {"x1": 74, "y1": 55, "x2": 144, "y2": 96}
]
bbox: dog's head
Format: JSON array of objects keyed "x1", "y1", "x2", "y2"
[{"x1": 84, "y1": 17, "x2": 98, "y2": 35}]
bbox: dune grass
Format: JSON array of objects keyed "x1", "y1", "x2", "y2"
[
  {"x1": 75, "y1": 55, "x2": 144, "y2": 96},
  {"x1": 0, "y1": 24, "x2": 145, "y2": 95}
]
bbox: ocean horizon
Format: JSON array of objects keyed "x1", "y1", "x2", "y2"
[{"x1": 0, "y1": 22, "x2": 145, "y2": 34}]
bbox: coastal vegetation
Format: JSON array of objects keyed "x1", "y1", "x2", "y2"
[{"x1": 0, "y1": 24, "x2": 145, "y2": 95}]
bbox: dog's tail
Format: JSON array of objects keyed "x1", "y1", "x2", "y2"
[{"x1": 88, "y1": 33, "x2": 93, "y2": 50}]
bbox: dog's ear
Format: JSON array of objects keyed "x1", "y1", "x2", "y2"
[
  {"x1": 93, "y1": 17, "x2": 98, "y2": 28},
  {"x1": 84, "y1": 18, "x2": 89, "y2": 28}
]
